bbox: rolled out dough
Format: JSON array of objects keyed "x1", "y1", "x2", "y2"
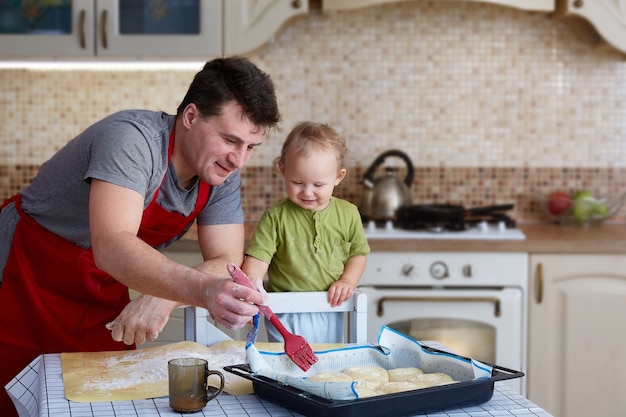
[{"x1": 61, "y1": 340, "x2": 344, "y2": 403}]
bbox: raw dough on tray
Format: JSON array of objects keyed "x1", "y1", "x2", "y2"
[
  {"x1": 387, "y1": 367, "x2": 424, "y2": 382},
  {"x1": 307, "y1": 372, "x2": 353, "y2": 382},
  {"x1": 412, "y1": 372, "x2": 453, "y2": 384},
  {"x1": 343, "y1": 366, "x2": 389, "y2": 383},
  {"x1": 308, "y1": 365, "x2": 458, "y2": 398},
  {"x1": 353, "y1": 379, "x2": 383, "y2": 398},
  {"x1": 380, "y1": 381, "x2": 423, "y2": 394}
]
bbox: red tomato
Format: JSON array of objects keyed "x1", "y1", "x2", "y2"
[{"x1": 547, "y1": 191, "x2": 572, "y2": 216}]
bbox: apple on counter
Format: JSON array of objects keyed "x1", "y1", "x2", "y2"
[
  {"x1": 571, "y1": 190, "x2": 609, "y2": 223},
  {"x1": 547, "y1": 191, "x2": 571, "y2": 216},
  {"x1": 545, "y1": 189, "x2": 616, "y2": 225}
]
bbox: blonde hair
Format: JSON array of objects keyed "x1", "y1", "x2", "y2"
[{"x1": 275, "y1": 121, "x2": 348, "y2": 170}]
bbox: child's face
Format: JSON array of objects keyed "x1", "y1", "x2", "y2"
[{"x1": 279, "y1": 147, "x2": 346, "y2": 212}]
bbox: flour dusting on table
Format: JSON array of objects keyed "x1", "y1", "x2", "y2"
[{"x1": 60, "y1": 340, "x2": 250, "y2": 402}]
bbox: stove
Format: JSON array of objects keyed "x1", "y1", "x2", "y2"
[
  {"x1": 364, "y1": 220, "x2": 526, "y2": 240},
  {"x1": 359, "y1": 218, "x2": 528, "y2": 395}
]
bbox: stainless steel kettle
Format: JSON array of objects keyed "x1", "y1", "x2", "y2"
[{"x1": 360, "y1": 149, "x2": 415, "y2": 221}]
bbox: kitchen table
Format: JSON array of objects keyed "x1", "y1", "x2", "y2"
[{"x1": 6, "y1": 352, "x2": 553, "y2": 417}]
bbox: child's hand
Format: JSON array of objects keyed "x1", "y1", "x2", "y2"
[
  {"x1": 249, "y1": 278, "x2": 268, "y2": 304},
  {"x1": 327, "y1": 280, "x2": 354, "y2": 307},
  {"x1": 249, "y1": 277, "x2": 266, "y2": 294}
]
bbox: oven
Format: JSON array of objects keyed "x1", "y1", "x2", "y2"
[{"x1": 358, "y1": 219, "x2": 528, "y2": 396}]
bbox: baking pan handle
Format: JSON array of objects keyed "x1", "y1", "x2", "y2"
[
  {"x1": 224, "y1": 364, "x2": 289, "y2": 386},
  {"x1": 224, "y1": 363, "x2": 253, "y2": 377},
  {"x1": 489, "y1": 363, "x2": 525, "y2": 382}
]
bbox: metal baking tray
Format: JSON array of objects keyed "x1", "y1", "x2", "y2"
[{"x1": 224, "y1": 345, "x2": 524, "y2": 417}]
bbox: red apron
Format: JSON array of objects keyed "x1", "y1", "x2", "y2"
[{"x1": 0, "y1": 130, "x2": 210, "y2": 417}]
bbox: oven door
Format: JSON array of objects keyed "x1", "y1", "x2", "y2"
[{"x1": 358, "y1": 286, "x2": 525, "y2": 395}]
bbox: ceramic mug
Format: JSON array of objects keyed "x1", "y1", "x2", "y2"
[{"x1": 168, "y1": 357, "x2": 225, "y2": 413}]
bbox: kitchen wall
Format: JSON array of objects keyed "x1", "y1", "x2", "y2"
[{"x1": 2, "y1": 1, "x2": 626, "y2": 224}]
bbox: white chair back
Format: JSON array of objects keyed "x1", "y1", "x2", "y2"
[{"x1": 184, "y1": 290, "x2": 368, "y2": 345}]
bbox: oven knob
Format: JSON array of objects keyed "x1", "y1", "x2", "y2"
[
  {"x1": 401, "y1": 264, "x2": 415, "y2": 277},
  {"x1": 429, "y1": 261, "x2": 449, "y2": 280},
  {"x1": 462, "y1": 264, "x2": 473, "y2": 277}
]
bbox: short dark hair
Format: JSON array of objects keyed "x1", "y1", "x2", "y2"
[{"x1": 177, "y1": 57, "x2": 281, "y2": 132}]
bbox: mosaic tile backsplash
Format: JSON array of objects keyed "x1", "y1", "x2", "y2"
[{"x1": 2, "y1": 2, "x2": 626, "y2": 224}]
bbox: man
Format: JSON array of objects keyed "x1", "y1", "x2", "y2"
[{"x1": 0, "y1": 57, "x2": 280, "y2": 416}]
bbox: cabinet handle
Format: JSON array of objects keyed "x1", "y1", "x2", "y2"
[
  {"x1": 536, "y1": 263, "x2": 544, "y2": 304},
  {"x1": 573, "y1": 0, "x2": 584, "y2": 7},
  {"x1": 377, "y1": 296, "x2": 501, "y2": 317},
  {"x1": 101, "y1": 10, "x2": 108, "y2": 49},
  {"x1": 291, "y1": 0, "x2": 302, "y2": 9},
  {"x1": 79, "y1": 9, "x2": 86, "y2": 49}
]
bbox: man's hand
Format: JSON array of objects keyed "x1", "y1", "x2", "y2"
[
  {"x1": 203, "y1": 276, "x2": 268, "y2": 329},
  {"x1": 107, "y1": 295, "x2": 179, "y2": 345}
]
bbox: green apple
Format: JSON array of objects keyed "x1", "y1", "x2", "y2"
[
  {"x1": 592, "y1": 200, "x2": 609, "y2": 217},
  {"x1": 573, "y1": 190, "x2": 593, "y2": 200},
  {"x1": 572, "y1": 190, "x2": 595, "y2": 223}
]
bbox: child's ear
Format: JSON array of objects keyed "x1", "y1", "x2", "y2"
[{"x1": 335, "y1": 168, "x2": 347, "y2": 185}]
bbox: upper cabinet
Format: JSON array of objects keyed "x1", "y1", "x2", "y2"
[
  {"x1": 0, "y1": 0, "x2": 307, "y2": 59},
  {"x1": 224, "y1": 0, "x2": 308, "y2": 56},
  {"x1": 322, "y1": 0, "x2": 626, "y2": 55},
  {"x1": 0, "y1": 0, "x2": 222, "y2": 58},
  {"x1": 553, "y1": 0, "x2": 626, "y2": 55},
  {"x1": 1, "y1": 0, "x2": 92, "y2": 57},
  {"x1": 4, "y1": 0, "x2": 626, "y2": 58},
  {"x1": 322, "y1": 0, "x2": 554, "y2": 11}
]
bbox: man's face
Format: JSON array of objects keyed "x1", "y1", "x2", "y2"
[{"x1": 175, "y1": 101, "x2": 264, "y2": 187}]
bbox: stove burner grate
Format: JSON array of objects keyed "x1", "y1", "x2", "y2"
[{"x1": 394, "y1": 213, "x2": 517, "y2": 232}]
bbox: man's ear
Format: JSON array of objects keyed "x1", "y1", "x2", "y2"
[{"x1": 181, "y1": 103, "x2": 199, "y2": 128}]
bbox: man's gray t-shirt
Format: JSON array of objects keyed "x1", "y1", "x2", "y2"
[{"x1": 0, "y1": 110, "x2": 244, "y2": 278}]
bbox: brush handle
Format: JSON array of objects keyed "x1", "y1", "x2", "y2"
[{"x1": 227, "y1": 263, "x2": 274, "y2": 319}]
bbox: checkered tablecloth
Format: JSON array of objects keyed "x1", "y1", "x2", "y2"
[{"x1": 6, "y1": 353, "x2": 553, "y2": 417}]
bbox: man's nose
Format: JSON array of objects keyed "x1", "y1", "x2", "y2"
[{"x1": 229, "y1": 148, "x2": 249, "y2": 169}]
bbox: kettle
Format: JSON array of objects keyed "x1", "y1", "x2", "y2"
[{"x1": 360, "y1": 149, "x2": 415, "y2": 221}]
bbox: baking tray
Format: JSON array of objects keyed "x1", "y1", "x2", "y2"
[{"x1": 224, "y1": 345, "x2": 524, "y2": 417}]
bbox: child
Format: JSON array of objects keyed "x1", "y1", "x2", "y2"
[{"x1": 242, "y1": 121, "x2": 370, "y2": 343}]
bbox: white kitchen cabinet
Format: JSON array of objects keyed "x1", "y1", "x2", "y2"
[
  {"x1": 224, "y1": 0, "x2": 309, "y2": 56},
  {"x1": 0, "y1": 0, "x2": 93, "y2": 57},
  {"x1": 322, "y1": 0, "x2": 554, "y2": 11},
  {"x1": 0, "y1": 0, "x2": 308, "y2": 59},
  {"x1": 0, "y1": 0, "x2": 222, "y2": 58},
  {"x1": 527, "y1": 254, "x2": 626, "y2": 417},
  {"x1": 554, "y1": 0, "x2": 626, "y2": 55},
  {"x1": 96, "y1": 0, "x2": 221, "y2": 58}
]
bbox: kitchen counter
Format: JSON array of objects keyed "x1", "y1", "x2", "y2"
[
  {"x1": 6, "y1": 351, "x2": 553, "y2": 417},
  {"x1": 364, "y1": 223, "x2": 626, "y2": 254},
  {"x1": 167, "y1": 222, "x2": 626, "y2": 254}
]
